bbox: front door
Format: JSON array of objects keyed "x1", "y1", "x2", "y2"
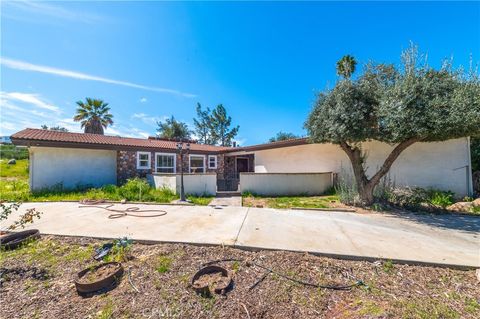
[{"x1": 236, "y1": 158, "x2": 249, "y2": 177}]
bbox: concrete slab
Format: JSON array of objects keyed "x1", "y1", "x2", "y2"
[
  {"x1": 4, "y1": 202, "x2": 248, "y2": 246},
  {"x1": 235, "y1": 207, "x2": 480, "y2": 267},
  {"x1": 3, "y1": 202, "x2": 479, "y2": 267},
  {"x1": 209, "y1": 196, "x2": 242, "y2": 207}
]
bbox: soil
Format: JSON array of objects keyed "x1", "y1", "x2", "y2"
[
  {"x1": 77, "y1": 263, "x2": 120, "y2": 284},
  {"x1": 1, "y1": 235, "x2": 479, "y2": 319},
  {"x1": 192, "y1": 270, "x2": 230, "y2": 292}
]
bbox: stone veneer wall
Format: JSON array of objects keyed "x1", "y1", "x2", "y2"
[
  {"x1": 117, "y1": 150, "x2": 222, "y2": 184},
  {"x1": 216, "y1": 154, "x2": 254, "y2": 179},
  {"x1": 117, "y1": 151, "x2": 153, "y2": 184}
]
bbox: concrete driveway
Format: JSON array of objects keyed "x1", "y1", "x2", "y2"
[{"x1": 3, "y1": 202, "x2": 479, "y2": 268}]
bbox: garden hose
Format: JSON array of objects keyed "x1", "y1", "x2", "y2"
[{"x1": 78, "y1": 200, "x2": 167, "y2": 219}]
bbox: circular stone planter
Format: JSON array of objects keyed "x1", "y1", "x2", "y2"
[
  {"x1": 192, "y1": 265, "x2": 232, "y2": 296},
  {"x1": 0, "y1": 229, "x2": 40, "y2": 250},
  {"x1": 75, "y1": 262, "x2": 124, "y2": 294}
]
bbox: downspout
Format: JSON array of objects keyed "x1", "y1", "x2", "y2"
[{"x1": 466, "y1": 137, "x2": 473, "y2": 196}]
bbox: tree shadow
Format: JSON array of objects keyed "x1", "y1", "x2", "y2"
[{"x1": 386, "y1": 210, "x2": 480, "y2": 234}]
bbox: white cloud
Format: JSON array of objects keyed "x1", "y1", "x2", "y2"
[
  {"x1": 3, "y1": 1, "x2": 104, "y2": 24},
  {"x1": 0, "y1": 90, "x2": 153, "y2": 138},
  {"x1": 132, "y1": 113, "x2": 165, "y2": 126},
  {"x1": 1, "y1": 57, "x2": 197, "y2": 98},
  {"x1": 1, "y1": 91, "x2": 59, "y2": 111},
  {"x1": 140, "y1": 97, "x2": 147, "y2": 103},
  {"x1": 0, "y1": 121, "x2": 17, "y2": 135},
  {"x1": 105, "y1": 125, "x2": 150, "y2": 138}
]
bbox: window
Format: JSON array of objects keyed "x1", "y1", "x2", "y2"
[
  {"x1": 189, "y1": 155, "x2": 205, "y2": 173},
  {"x1": 208, "y1": 155, "x2": 217, "y2": 169},
  {"x1": 136, "y1": 151, "x2": 151, "y2": 169},
  {"x1": 155, "y1": 153, "x2": 176, "y2": 173}
]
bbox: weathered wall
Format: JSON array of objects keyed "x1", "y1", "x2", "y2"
[
  {"x1": 247, "y1": 138, "x2": 471, "y2": 196},
  {"x1": 29, "y1": 147, "x2": 116, "y2": 191},
  {"x1": 147, "y1": 173, "x2": 216, "y2": 196},
  {"x1": 179, "y1": 173, "x2": 216, "y2": 195},
  {"x1": 147, "y1": 174, "x2": 177, "y2": 192},
  {"x1": 240, "y1": 172, "x2": 332, "y2": 196}
]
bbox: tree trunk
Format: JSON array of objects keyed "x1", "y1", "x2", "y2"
[{"x1": 339, "y1": 138, "x2": 419, "y2": 206}]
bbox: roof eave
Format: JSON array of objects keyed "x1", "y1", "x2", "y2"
[{"x1": 11, "y1": 138, "x2": 225, "y2": 154}]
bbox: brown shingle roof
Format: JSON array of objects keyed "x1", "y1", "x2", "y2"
[{"x1": 11, "y1": 128, "x2": 232, "y2": 153}]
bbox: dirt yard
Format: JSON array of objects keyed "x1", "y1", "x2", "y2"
[{"x1": 1, "y1": 235, "x2": 479, "y2": 319}]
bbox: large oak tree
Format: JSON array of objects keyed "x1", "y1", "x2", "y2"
[{"x1": 305, "y1": 46, "x2": 480, "y2": 205}]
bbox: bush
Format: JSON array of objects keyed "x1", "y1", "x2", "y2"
[
  {"x1": 117, "y1": 178, "x2": 151, "y2": 201},
  {"x1": 0, "y1": 145, "x2": 29, "y2": 160},
  {"x1": 428, "y1": 190, "x2": 454, "y2": 208},
  {"x1": 335, "y1": 171, "x2": 359, "y2": 205},
  {"x1": 0, "y1": 177, "x2": 179, "y2": 203},
  {"x1": 386, "y1": 187, "x2": 455, "y2": 210},
  {"x1": 386, "y1": 187, "x2": 428, "y2": 209}
]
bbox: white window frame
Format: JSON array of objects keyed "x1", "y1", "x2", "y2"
[
  {"x1": 155, "y1": 152, "x2": 176, "y2": 174},
  {"x1": 189, "y1": 154, "x2": 206, "y2": 173},
  {"x1": 136, "y1": 151, "x2": 151, "y2": 169},
  {"x1": 208, "y1": 155, "x2": 217, "y2": 169}
]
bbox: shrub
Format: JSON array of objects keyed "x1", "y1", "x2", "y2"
[
  {"x1": 428, "y1": 190, "x2": 454, "y2": 208},
  {"x1": 242, "y1": 190, "x2": 255, "y2": 197},
  {"x1": 0, "y1": 145, "x2": 29, "y2": 160},
  {"x1": 104, "y1": 237, "x2": 133, "y2": 263},
  {"x1": 117, "y1": 178, "x2": 151, "y2": 201},
  {"x1": 386, "y1": 187, "x2": 429, "y2": 209},
  {"x1": 386, "y1": 187, "x2": 455, "y2": 210},
  {"x1": 335, "y1": 171, "x2": 359, "y2": 205}
]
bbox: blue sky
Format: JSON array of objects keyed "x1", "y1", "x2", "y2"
[{"x1": 1, "y1": 1, "x2": 479, "y2": 145}]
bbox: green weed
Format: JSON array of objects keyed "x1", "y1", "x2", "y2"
[
  {"x1": 96, "y1": 298, "x2": 114, "y2": 319},
  {"x1": 156, "y1": 255, "x2": 173, "y2": 274},
  {"x1": 382, "y1": 260, "x2": 395, "y2": 273}
]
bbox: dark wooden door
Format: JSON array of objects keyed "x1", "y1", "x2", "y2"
[{"x1": 236, "y1": 158, "x2": 249, "y2": 176}]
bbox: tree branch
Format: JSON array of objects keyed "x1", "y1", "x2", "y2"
[{"x1": 368, "y1": 137, "x2": 420, "y2": 187}]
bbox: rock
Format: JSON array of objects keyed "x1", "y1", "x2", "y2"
[
  {"x1": 7, "y1": 159, "x2": 16, "y2": 165},
  {"x1": 446, "y1": 202, "x2": 473, "y2": 212},
  {"x1": 472, "y1": 198, "x2": 480, "y2": 207},
  {"x1": 477, "y1": 269, "x2": 480, "y2": 283}
]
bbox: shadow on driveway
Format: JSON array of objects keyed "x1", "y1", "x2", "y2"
[{"x1": 386, "y1": 211, "x2": 480, "y2": 234}]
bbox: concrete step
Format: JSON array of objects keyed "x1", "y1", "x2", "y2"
[{"x1": 216, "y1": 191, "x2": 241, "y2": 197}]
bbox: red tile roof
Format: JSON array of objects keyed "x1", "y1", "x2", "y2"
[{"x1": 11, "y1": 128, "x2": 232, "y2": 153}]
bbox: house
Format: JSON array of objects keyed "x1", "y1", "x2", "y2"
[{"x1": 11, "y1": 128, "x2": 474, "y2": 197}]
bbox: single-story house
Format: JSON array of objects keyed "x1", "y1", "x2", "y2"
[{"x1": 11, "y1": 128, "x2": 474, "y2": 197}]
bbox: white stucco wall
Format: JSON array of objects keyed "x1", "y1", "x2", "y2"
[
  {"x1": 148, "y1": 173, "x2": 217, "y2": 196},
  {"x1": 241, "y1": 138, "x2": 471, "y2": 197},
  {"x1": 240, "y1": 173, "x2": 332, "y2": 196},
  {"x1": 29, "y1": 147, "x2": 117, "y2": 191},
  {"x1": 147, "y1": 174, "x2": 177, "y2": 192}
]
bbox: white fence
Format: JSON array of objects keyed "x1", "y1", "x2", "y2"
[
  {"x1": 239, "y1": 172, "x2": 333, "y2": 196},
  {"x1": 147, "y1": 173, "x2": 216, "y2": 196}
]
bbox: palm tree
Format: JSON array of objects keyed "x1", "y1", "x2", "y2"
[
  {"x1": 336, "y1": 55, "x2": 357, "y2": 79},
  {"x1": 73, "y1": 98, "x2": 113, "y2": 134}
]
